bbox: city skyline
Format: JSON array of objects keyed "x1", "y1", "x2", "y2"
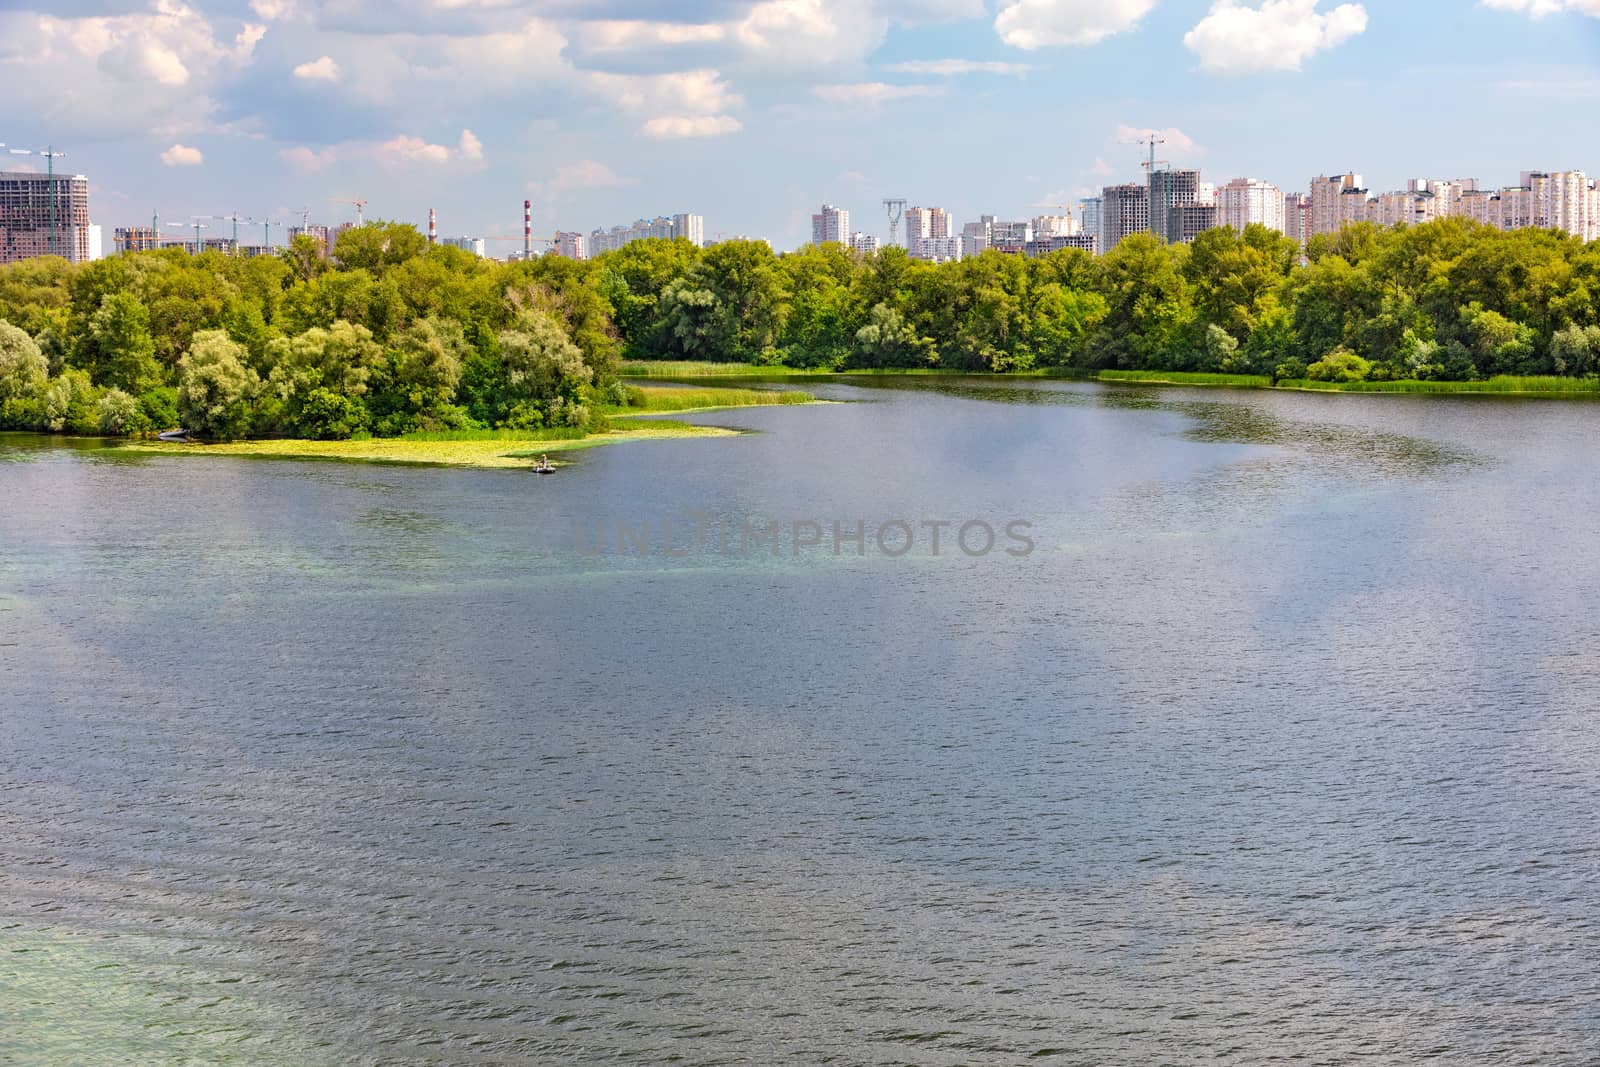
[{"x1": 3, "y1": 1, "x2": 1599, "y2": 249}]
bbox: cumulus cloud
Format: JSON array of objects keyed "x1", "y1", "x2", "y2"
[
  {"x1": 457, "y1": 128, "x2": 483, "y2": 161},
  {"x1": 293, "y1": 55, "x2": 339, "y2": 80},
  {"x1": 734, "y1": 0, "x2": 891, "y2": 69},
  {"x1": 813, "y1": 82, "x2": 945, "y2": 104},
  {"x1": 280, "y1": 145, "x2": 336, "y2": 172},
  {"x1": 1481, "y1": 0, "x2": 1600, "y2": 15},
  {"x1": 160, "y1": 143, "x2": 203, "y2": 166},
  {"x1": 376, "y1": 134, "x2": 452, "y2": 164},
  {"x1": 575, "y1": 19, "x2": 728, "y2": 52},
  {"x1": 1184, "y1": 0, "x2": 1367, "y2": 73},
  {"x1": 534, "y1": 159, "x2": 639, "y2": 198},
  {"x1": 642, "y1": 115, "x2": 744, "y2": 138},
  {"x1": 3, "y1": 2, "x2": 260, "y2": 135},
  {"x1": 994, "y1": 0, "x2": 1157, "y2": 48},
  {"x1": 883, "y1": 58, "x2": 1032, "y2": 75}
]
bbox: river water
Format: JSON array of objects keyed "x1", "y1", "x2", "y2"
[{"x1": 2, "y1": 378, "x2": 1598, "y2": 1065}]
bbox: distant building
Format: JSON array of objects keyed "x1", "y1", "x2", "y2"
[
  {"x1": 960, "y1": 215, "x2": 996, "y2": 258},
  {"x1": 441, "y1": 235, "x2": 486, "y2": 257},
  {"x1": 1217, "y1": 178, "x2": 1286, "y2": 234},
  {"x1": 0, "y1": 170, "x2": 92, "y2": 263},
  {"x1": 1099, "y1": 184, "x2": 1148, "y2": 251},
  {"x1": 672, "y1": 213, "x2": 705, "y2": 248},
  {"x1": 288, "y1": 224, "x2": 332, "y2": 249},
  {"x1": 87, "y1": 224, "x2": 103, "y2": 261},
  {"x1": 1309, "y1": 173, "x2": 1366, "y2": 236},
  {"x1": 1031, "y1": 214, "x2": 1076, "y2": 237},
  {"x1": 904, "y1": 206, "x2": 952, "y2": 242},
  {"x1": 554, "y1": 231, "x2": 587, "y2": 260},
  {"x1": 1025, "y1": 234, "x2": 1096, "y2": 256},
  {"x1": 912, "y1": 235, "x2": 961, "y2": 263},
  {"x1": 1149, "y1": 169, "x2": 1202, "y2": 243},
  {"x1": 1167, "y1": 203, "x2": 1219, "y2": 244},
  {"x1": 849, "y1": 232, "x2": 880, "y2": 255},
  {"x1": 1078, "y1": 197, "x2": 1103, "y2": 254},
  {"x1": 114, "y1": 226, "x2": 160, "y2": 254},
  {"x1": 587, "y1": 214, "x2": 704, "y2": 255},
  {"x1": 988, "y1": 219, "x2": 1033, "y2": 254},
  {"x1": 1284, "y1": 193, "x2": 1311, "y2": 246},
  {"x1": 812, "y1": 204, "x2": 850, "y2": 246}
]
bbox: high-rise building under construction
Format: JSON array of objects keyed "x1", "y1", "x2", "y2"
[{"x1": 0, "y1": 169, "x2": 92, "y2": 263}]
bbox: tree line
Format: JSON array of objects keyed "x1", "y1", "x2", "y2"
[{"x1": 2, "y1": 217, "x2": 1598, "y2": 439}]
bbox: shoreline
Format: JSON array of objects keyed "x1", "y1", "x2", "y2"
[{"x1": 621, "y1": 361, "x2": 1600, "y2": 398}]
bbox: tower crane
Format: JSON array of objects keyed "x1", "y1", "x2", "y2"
[
  {"x1": 1137, "y1": 134, "x2": 1171, "y2": 240},
  {"x1": 6, "y1": 143, "x2": 70, "y2": 258},
  {"x1": 166, "y1": 217, "x2": 211, "y2": 254},
  {"x1": 329, "y1": 197, "x2": 368, "y2": 227}
]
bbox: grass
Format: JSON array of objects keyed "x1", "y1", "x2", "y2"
[
  {"x1": 608, "y1": 385, "x2": 815, "y2": 416},
  {"x1": 116, "y1": 383, "x2": 818, "y2": 470},
  {"x1": 1277, "y1": 375, "x2": 1600, "y2": 395},
  {"x1": 120, "y1": 423, "x2": 738, "y2": 469},
  {"x1": 1097, "y1": 370, "x2": 1273, "y2": 388},
  {"x1": 620, "y1": 361, "x2": 826, "y2": 378}
]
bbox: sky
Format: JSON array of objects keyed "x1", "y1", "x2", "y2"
[{"x1": 2, "y1": 0, "x2": 1599, "y2": 250}]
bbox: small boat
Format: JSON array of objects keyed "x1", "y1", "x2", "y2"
[
  {"x1": 157, "y1": 429, "x2": 191, "y2": 442},
  {"x1": 534, "y1": 465, "x2": 556, "y2": 474},
  {"x1": 533, "y1": 455, "x2": 556, "y2": 473}
]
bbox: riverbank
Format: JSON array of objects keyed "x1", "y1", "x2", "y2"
[
  {"x1": 621, "y1": 361, "x2": 1600, "y2": 398},
  {"x1": 120, "y1": 386, "x2": 816, "y2": 470},
  {"x1": 1099, "y1": 370, "x2": 1600, "y2": 395}
]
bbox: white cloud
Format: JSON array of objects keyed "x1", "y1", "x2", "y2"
[
  {"x1": 534, "y1": 159, "x2": 638, "y2": 198},
  {"x1": 734, "y1": 0, "x2": 890, "y2": 68},
  {"x1": 1481, "y1": 0, "x2": 1600, "y2": 15},
  {"x1": 883, "y1": 58, "x2": 1032, "y2": 75},
  {"x1": 994, "y1": 0, "x2": 1157, "y2": 49},
  {"x1": 376, "y1": 134, "x2": 451, "y2": 164},
  {"x1": 813, "y1": 82, "x2": 944, "y2": 104},
  {"x1": 457, "y1": 128, "x2": 483, "y2": 161},
  {"x1": 280, "y1": 145, "x2": 336, "y2": 172},
  {"x1": 1116, "y1": 124, "x2": 1201, "y2": 154},
  {"x1": 293, "y1": 55, "x2": 339, "y2": 80},
  {"x1": 160, "y1": 143, "x2": 203, "y2": 166},
  {"x1": 1184, "y1": 1, "x2": 1367, "y2": 73},
  {"x1": 3, "y1": 2, "x2": 259, "y2": 136},
  {"x1": 249, "y1": 0, "x2": 298, "y2": 20},
  {"x1": 642, "y1": 115, "x2": 744, "y2": 138},
  {"x1": 575, "y1": 20, "x2": 727, "y2": 53}
]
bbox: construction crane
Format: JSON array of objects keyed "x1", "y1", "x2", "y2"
[
  {"x1": 218, "y1": 210, "x2": 249, "y2": 254},
  {"x1": 1137, "y1": 134, "x2": 1171, "y2": 241},
  {"x1": 6, "y1": 143, "x2": 69, "y2": 258},
  {"x1": 1031, "y1": 201, "x2": 1077, "y2": 231},
  {"x1": 330, "y1": 197, "x2": 368, "y2": 227},
  {"x1": 257, "y1": 217, "x2": 286, "y2": 248},
  {"x1": 883, "y1": 198, "x2": 906, "y2": 246},
  {"x1": 166, "y1": 218, "x2": 210, "y2": 254}
]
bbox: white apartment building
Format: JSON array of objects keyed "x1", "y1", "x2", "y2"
[
  {"x1": 1309, "y1": 173, "x2": 1365, "y2": 236},
  {"x1": 1372, "y1": 190, "x2": 1439, "y2": 227},
  {"x1": 912, "y1": 235, "x2": 961, "y2": 263},
  {"x1": 904, "y1": 206, "x2": 952, "y2": 243},
  {"x1": 555, "y1": 231, "x2": 588, "y2": 260},
  {"x1": 441, "y1": 235, "x2": 486, "y2": 257},
  {"x1": 812, "y1": 204, "x2": 850, "y2": 246},
  {"x1": 1031, "y1": 214, "x2": 1077, "y2": 237},
  {"x1": 1217, "y1": 178, "x2": 1286, "y2": 234},
  {"x1": 850, "y1": 232, "x2": 880, "y2": 255}
]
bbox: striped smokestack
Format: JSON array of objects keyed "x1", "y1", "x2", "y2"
[
  {"x1": 524, "y1": 199, "x2": 532, "y2": 258},
  {"x1": 428, "y1": 207, "x2": 436, "y2": 245}
]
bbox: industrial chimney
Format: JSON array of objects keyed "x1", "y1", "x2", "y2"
[
  {"x1": 427, "y1": 207, "x2": 436, "y2": 245},
  {"x1": 523, "y1": 199, "x2": 532, "y2": 258}
]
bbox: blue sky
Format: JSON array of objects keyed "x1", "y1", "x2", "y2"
[{"x1": 2, "y1": 0, "x2": 1598, "y2": 250}]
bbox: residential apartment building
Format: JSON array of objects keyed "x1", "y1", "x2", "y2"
[
  {"x1": 554, "y1": 231, "x2": 587, "y2": 260},
  {"x1": 1099, "y1": 184, "x2": 1149, "y2": 251},
  {"x1": 1078, "y1": 197, "x2": 1103, "y2": 254},
  {"x1": 440, "y1": 235, "x2": 486, "y2": 257},
  {"x1": 812, "y1": 204, "x2": 850, "y2": 246},
  {"x1": 960, "y1": 215, "x2": 996, "y2": 258},
  {"x1": 850, "y1": 232, "x2": 880, "y2": 255},
  {"x1": 912, "y1": 236, "x2": 962, "y2": 263},
  {"x1": 1026, "y1": 234, "x2": 1096, "y2": 256},
  {"x1": 1217, "y1": 178, "x2": 1286, "y2": 234},
  {"x1": 0, "y1": 170, "x2": 92, "y2": 263},
  {"x1": 587, "y1": 214, "x2": 701, "y2": 256},
  {"x1": 1309, "y1": 173, "x2": 1366, "y2": 236},
  {"x1": 114, "y1": 227, "x2": 160, "y2": 254},
  {"x1": 1031, "y1": 214, "x2": 1077, "y2": 237},
  {"x1": 1284, "y1": 193, "x2": 1312, "y2": 246}
]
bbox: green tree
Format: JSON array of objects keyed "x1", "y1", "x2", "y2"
[
  {"x1": 0, "y1": 319, "x2": 50, "y2": 429},
  {"x1": 332, "y1": 221, "x2": 428, "y2": 275},
  {"x1": 495, "y1": 310, "x2": 591, "y2": 428},
  {"x1": 86, "y1": 291, "x2": 161, "y2": 392},
  {"x1": 177, "y1": 330, "x2": 259, "y2": 439}
]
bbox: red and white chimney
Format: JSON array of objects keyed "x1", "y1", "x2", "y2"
[
  {"x1": 524, "y1": 199, "x2": 532, "y2": 258},
  {"x1": 427, "y1": 207, "x2": 436, "y2": 245}
]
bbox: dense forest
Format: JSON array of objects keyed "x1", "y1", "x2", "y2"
[{"x1": 1, "y1": 217, "x2": 1598, "y2": 439}]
